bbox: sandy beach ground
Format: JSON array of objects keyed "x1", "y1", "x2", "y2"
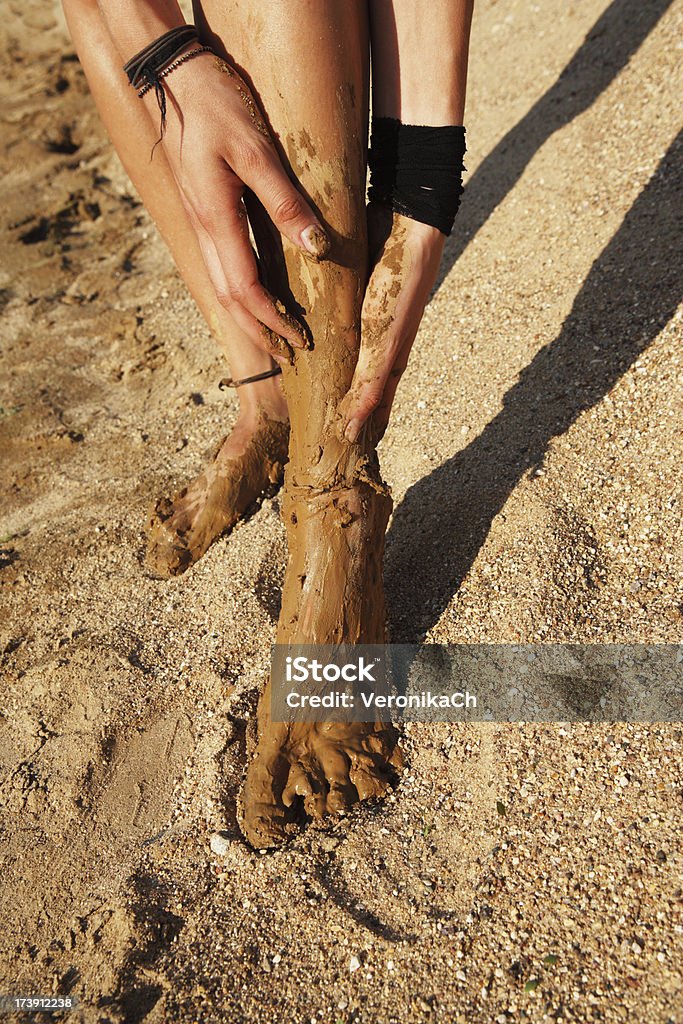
[{"x1": 1, "y1": 0, "x2": 682, "y2": 1021}]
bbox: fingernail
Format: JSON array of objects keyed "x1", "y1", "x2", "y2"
[
  {"x1": 277, "y1": 307, "x2": 309, "y2": 349},
  {"x1": 344, "y1": 418, "x2": 361, "y2": 443},
  {"x1": 283, "y1": 332, "x2": 305, "y2": 349},
  {"x1": 260, "y1": 322, "x2": 296, "y2": 361},
  {"x1": 300, "y1": 224, "x2": 331, "y2": 261},
  {"x1": 266, "y1": 293, "x2": 309, "y2": 350}
]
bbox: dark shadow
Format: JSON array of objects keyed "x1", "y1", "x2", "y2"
[
  {"x1": 435, "y1": 0, "x2": 672, "y2": 293},
  {"x1": 0, "y1": 547, "x2": 19, "y2": 570},
  {"x1": 312, "y1": 858, "x2": 417, "y2": 944},
  {"x1": 386, "y1": 130, "x2": 682, "y2": 641},
  {"x1": 98, "y1": 871, "x2": 184, "y2": 1023}
]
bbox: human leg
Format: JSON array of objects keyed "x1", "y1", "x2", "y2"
[
  {"x1": 62, "y1": 0, "x2": 289, "y2": 576},
  {"x1": 194, "y1": 0, "x2": 402, "y2": 845}
]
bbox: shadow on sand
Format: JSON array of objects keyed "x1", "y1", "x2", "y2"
[
  {"x1": 386, "y1": 123, "x2": 682, "y2": 640},
  {"x1": 434, "y1": 0, "x2": 673, "y2": 291}
]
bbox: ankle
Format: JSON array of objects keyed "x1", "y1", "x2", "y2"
[{"x1": 238, "y1": 379, "x2": 289, "y2": 425}]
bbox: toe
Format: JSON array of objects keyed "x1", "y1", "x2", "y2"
[
  {"x1": 388, "y1": 741, "x2": 405, "y2": 771},
  {"x1": 361, "y1": 727, "x2": 395, "y2": 756},
  {"x1": 281, "y1": 762, "x2": 311, "y2": 807},
  {"x1": 241, "y1": 805, "x2": 293, "y2": 848},
  {"x1": 144, "y1": 531, "x2": 191, "y2": 578},
  {"x1": 282, "y1": 761, "x2": 326, "y2": 819},
  {"x1": 267, "y1": 459, "x2": 285, "y2": 485},
  {"x1": 326, "y1": 780, "x2": 358, "y2": 813},
  {"x1": 349, "y1": 761, "x2": 391, "y2": 801},
  {"x1": 240, "y1": 749, "x2": 298, "y2": 849},
  {"x1": 148, "y1": 495, "x2": 176, "y2": 528},
  {"x1": 145, "y1": 497, "x2": 193, "y2": 578},
  {"x1": 350, "y1": 745, "x2": 395, "y2": 799},
  {"x1": 317, "y1": 745, "x2": 357, "y2": 815},
  {"x1": 362, "y1": 728, "x2": 404, "y2": 772}
]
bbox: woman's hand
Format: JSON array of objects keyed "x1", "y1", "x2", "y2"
[
  {"x1": 339, "y1": 204, "x2": 445, "y2": 442},
  {"x1": 148, "y1": 51, "x2": 329, "y2": 362}
]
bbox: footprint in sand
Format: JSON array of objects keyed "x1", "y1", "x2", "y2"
[{"x1": 98, "y1": 716, "x2": 194, "y2": 833}]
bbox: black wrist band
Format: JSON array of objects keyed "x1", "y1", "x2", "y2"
[
  {"x1": 123, "y1": 26, "x2": 210, "y2": 149},
  {"x1": 368, "y1": 117, "x2": 467, "y2": 236},
  {"x1": 123, "y1": 26, "x2": 199, "y2": 89}
]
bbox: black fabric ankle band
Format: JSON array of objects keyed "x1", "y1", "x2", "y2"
[{"x1": 368, "y1": 118, "x2": 467, "y2": 235}]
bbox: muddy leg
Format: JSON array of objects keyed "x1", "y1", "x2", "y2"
[
  {"x1": 62, "y1": 0, "x2": 289, "y2": 577},
  {"x1": 195, "y1": 0, "x2": 403, "y2": 845}
]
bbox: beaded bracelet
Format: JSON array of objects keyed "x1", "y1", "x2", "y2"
[
  {"x1": 124, "y1": 25, "x2": 199, "y2": 89},
  {"x1": 123, "y1": 26, "x2": 216, "y2": 149},
  {"x1": 136, "y1": 46, "x2": 213, "y2": 98}
]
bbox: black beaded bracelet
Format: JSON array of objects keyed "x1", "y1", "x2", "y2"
[
  {"x1": 123, "y1": 25, "x2": 199, "y2": 90},
  {"x1": 135, "y1": 46, "x2": 213, "y2": 98},
  {"x1": 123, "y1": 25, "x2": 214, "y2": 146},
  {"x1": 368, "y1": 117, "x2": 467, "y2": 236}
]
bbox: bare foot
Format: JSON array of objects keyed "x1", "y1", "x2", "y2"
[
  {"x1": 239, "y1": 677, "x2": 403, "y2": 848},
  {"x1": 145, "y1": 406, "x2": 289, "y2": 578}
]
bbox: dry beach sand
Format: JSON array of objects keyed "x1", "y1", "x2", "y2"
[{"x1": 1, "y1": 0, "x2": 682, "y2": 1021}]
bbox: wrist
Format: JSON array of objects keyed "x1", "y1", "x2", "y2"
[
  {"x1": 124, "y1": 27, "x2": 218, "y2": 143},
  {"x1": 367, "y1": 202, "x2": 445, "y2": 272},
  {"x1": 137, "y1": 45, "x2": 215, "y2": 106},
  {"x1": 368, "y1": 118, "x2": 466, "y2": 236},
  {"x1": 99, "y1": 0, "x2": 187, "y2": 60}
]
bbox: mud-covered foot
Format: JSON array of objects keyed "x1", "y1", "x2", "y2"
[
  {"x1": 145, "y1": 407, "x2": 289, "y2": 578},
  {"x1": 238, "y1": 682, "x2": 403, "y2": 848}
]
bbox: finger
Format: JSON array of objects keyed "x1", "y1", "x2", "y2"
[
  {"x1": 180, "y1": 190, "x2": 297, "y2": 363},
  {"x1": 201, "y1": 236, "x2": 295, "y2": 365},
  {"x1": 228, "y1": 300, "x2": 295, "y2": 366},
  {"x1": 185, "y1": 163, "x2": 310, "y2": 353},
  {"x1": 341, "y1": 214, "x2": 444, "y2": 441},
  {"x1": 341, "y1": 328, "x2": 403, "y2": 443},
  {"x1": 208, "y1": 200, "x2": 312, "y2": 354},
  {"x1": 373, "y1": 353, "x2": 410, "y2": 441},
  {"x1": 235, "y1": 141, "x2": 330, "y2": 260},
  {"x1": 342, "y1": 285, "x2": 427, "y2": 441}
]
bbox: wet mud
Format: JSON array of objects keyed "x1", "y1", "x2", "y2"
[
  {"x1": 145, "y1": 411, "x2": 289, "y2": 578},
  {"x1": 237, "y1": 10, "x2": 403, "y2": 847}
]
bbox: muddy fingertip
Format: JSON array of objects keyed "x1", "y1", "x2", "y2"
[
  {"x1": 300, "y1": 224, "x2": 331, "y2": 261},
  {"x1": 277, "y1": 304, "x2": 312, "y2": 350},
  {"x1": 260, "y1": 323, "x2": 295, "y2": 364},
  {"x1": 344, "y1": 417, "x2": 362, "y2": 443}
]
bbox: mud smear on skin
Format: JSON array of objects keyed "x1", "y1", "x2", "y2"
[
  {"x1": 145, "y1": 411, "x2": 289, "y2": 578},
  {"x1": 258, "y1": 296, "x2": 312, "y2": 364},
  {"x1": 338, "y1": 211, "x2": 411, "y2": 441},
  {"x1": 211, "y1": 56, "x2": 271, "y2": 139},
  {"x1": 237, "y1": 53, "x2": 403, "y2": 849}
]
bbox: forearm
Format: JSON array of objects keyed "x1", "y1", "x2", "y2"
[
  {"x1": 95, "y1": 0, "x2": 187, "y2": 59},
  {"x1": 369, "y1": 0, "x2": 474, "y2": 124}
]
